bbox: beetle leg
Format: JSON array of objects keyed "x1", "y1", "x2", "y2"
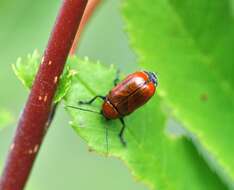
[
  {"x1": 113, "y1": 69, "x2": 120, "y2": 86},
  {"x1": 79, "y1": 95, "x2": 105, "y2": 105},
  {"x1": 119, "y1": 118, "x2": 126, "y2": 146}
]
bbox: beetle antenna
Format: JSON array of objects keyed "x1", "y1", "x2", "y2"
[
  {"x1": 66, "y1": 105, "x2": 101, "y2": 115},
  {"x1": 105, "y1": 126, "x2": 109, "y2": 156}
]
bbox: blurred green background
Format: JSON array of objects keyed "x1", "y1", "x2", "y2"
[{"x1": 0, "y1": 0, "x2": 146, "y2": 189}]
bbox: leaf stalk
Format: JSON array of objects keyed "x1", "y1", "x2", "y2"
[{"x1": 0, "y1": 0, "x2": 88, "y2": 189}]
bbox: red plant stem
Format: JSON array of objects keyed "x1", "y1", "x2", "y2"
[
  {"x1": 0, "y1": 0, "x2": 87, "y2": 189},
  {"x1": 70, "y1": 0, "x2": 101, "y2": 55}
]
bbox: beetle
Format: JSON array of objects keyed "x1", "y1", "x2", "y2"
[{"x1": 68, "y1": 71, "x2": 158, "y2": 146}]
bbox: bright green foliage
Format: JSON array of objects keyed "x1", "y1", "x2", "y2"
[
  {"x1": 64, "y1": 57, "x2": 227, "y2": 190},
  {"x1": 55, "y1": 65, "x2": 73, "y2": 103},
  {"x1": 12, "y1": 50, "x2": 72, "y2": 103},
  {"x1": 13, "y1": 50, "x2": 40, "y2": 89},
  {"x1": 0, "y1": 109, "x2": 13, "y2": 130},
  {"x1": 122, "y1": 0, "x2": 234, "y2": 188},
  {"x1": 14, "y1": 52, "x2": 228, "y2": 189}
]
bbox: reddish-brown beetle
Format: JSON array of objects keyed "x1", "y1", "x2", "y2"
[{"x1": 68, "y1": 71, "x2": 158, "y2": 145}]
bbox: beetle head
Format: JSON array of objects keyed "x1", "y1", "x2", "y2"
[{"x1": 145, "y1": 71, "x2": 159, "y2": 87}]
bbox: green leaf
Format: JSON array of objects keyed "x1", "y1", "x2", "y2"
[
  {"x1": 12, "y1": 50, "x2": 40, "y2": 88},
  {"x1": 0, "y1": 109, "x2": 13, "y2": 130},
  {"x1": 54, "y1": 65, "x2": 73, "y2": 103},
  {"x1": 12, "y1": 50, "x2": 72, "y2": 103},
  {"x1": 64, "y1": 57, "x2": 227, "y2": 190},
  {"x1": 122, "y1": 0, "x2": 234, "y2": 187}
]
